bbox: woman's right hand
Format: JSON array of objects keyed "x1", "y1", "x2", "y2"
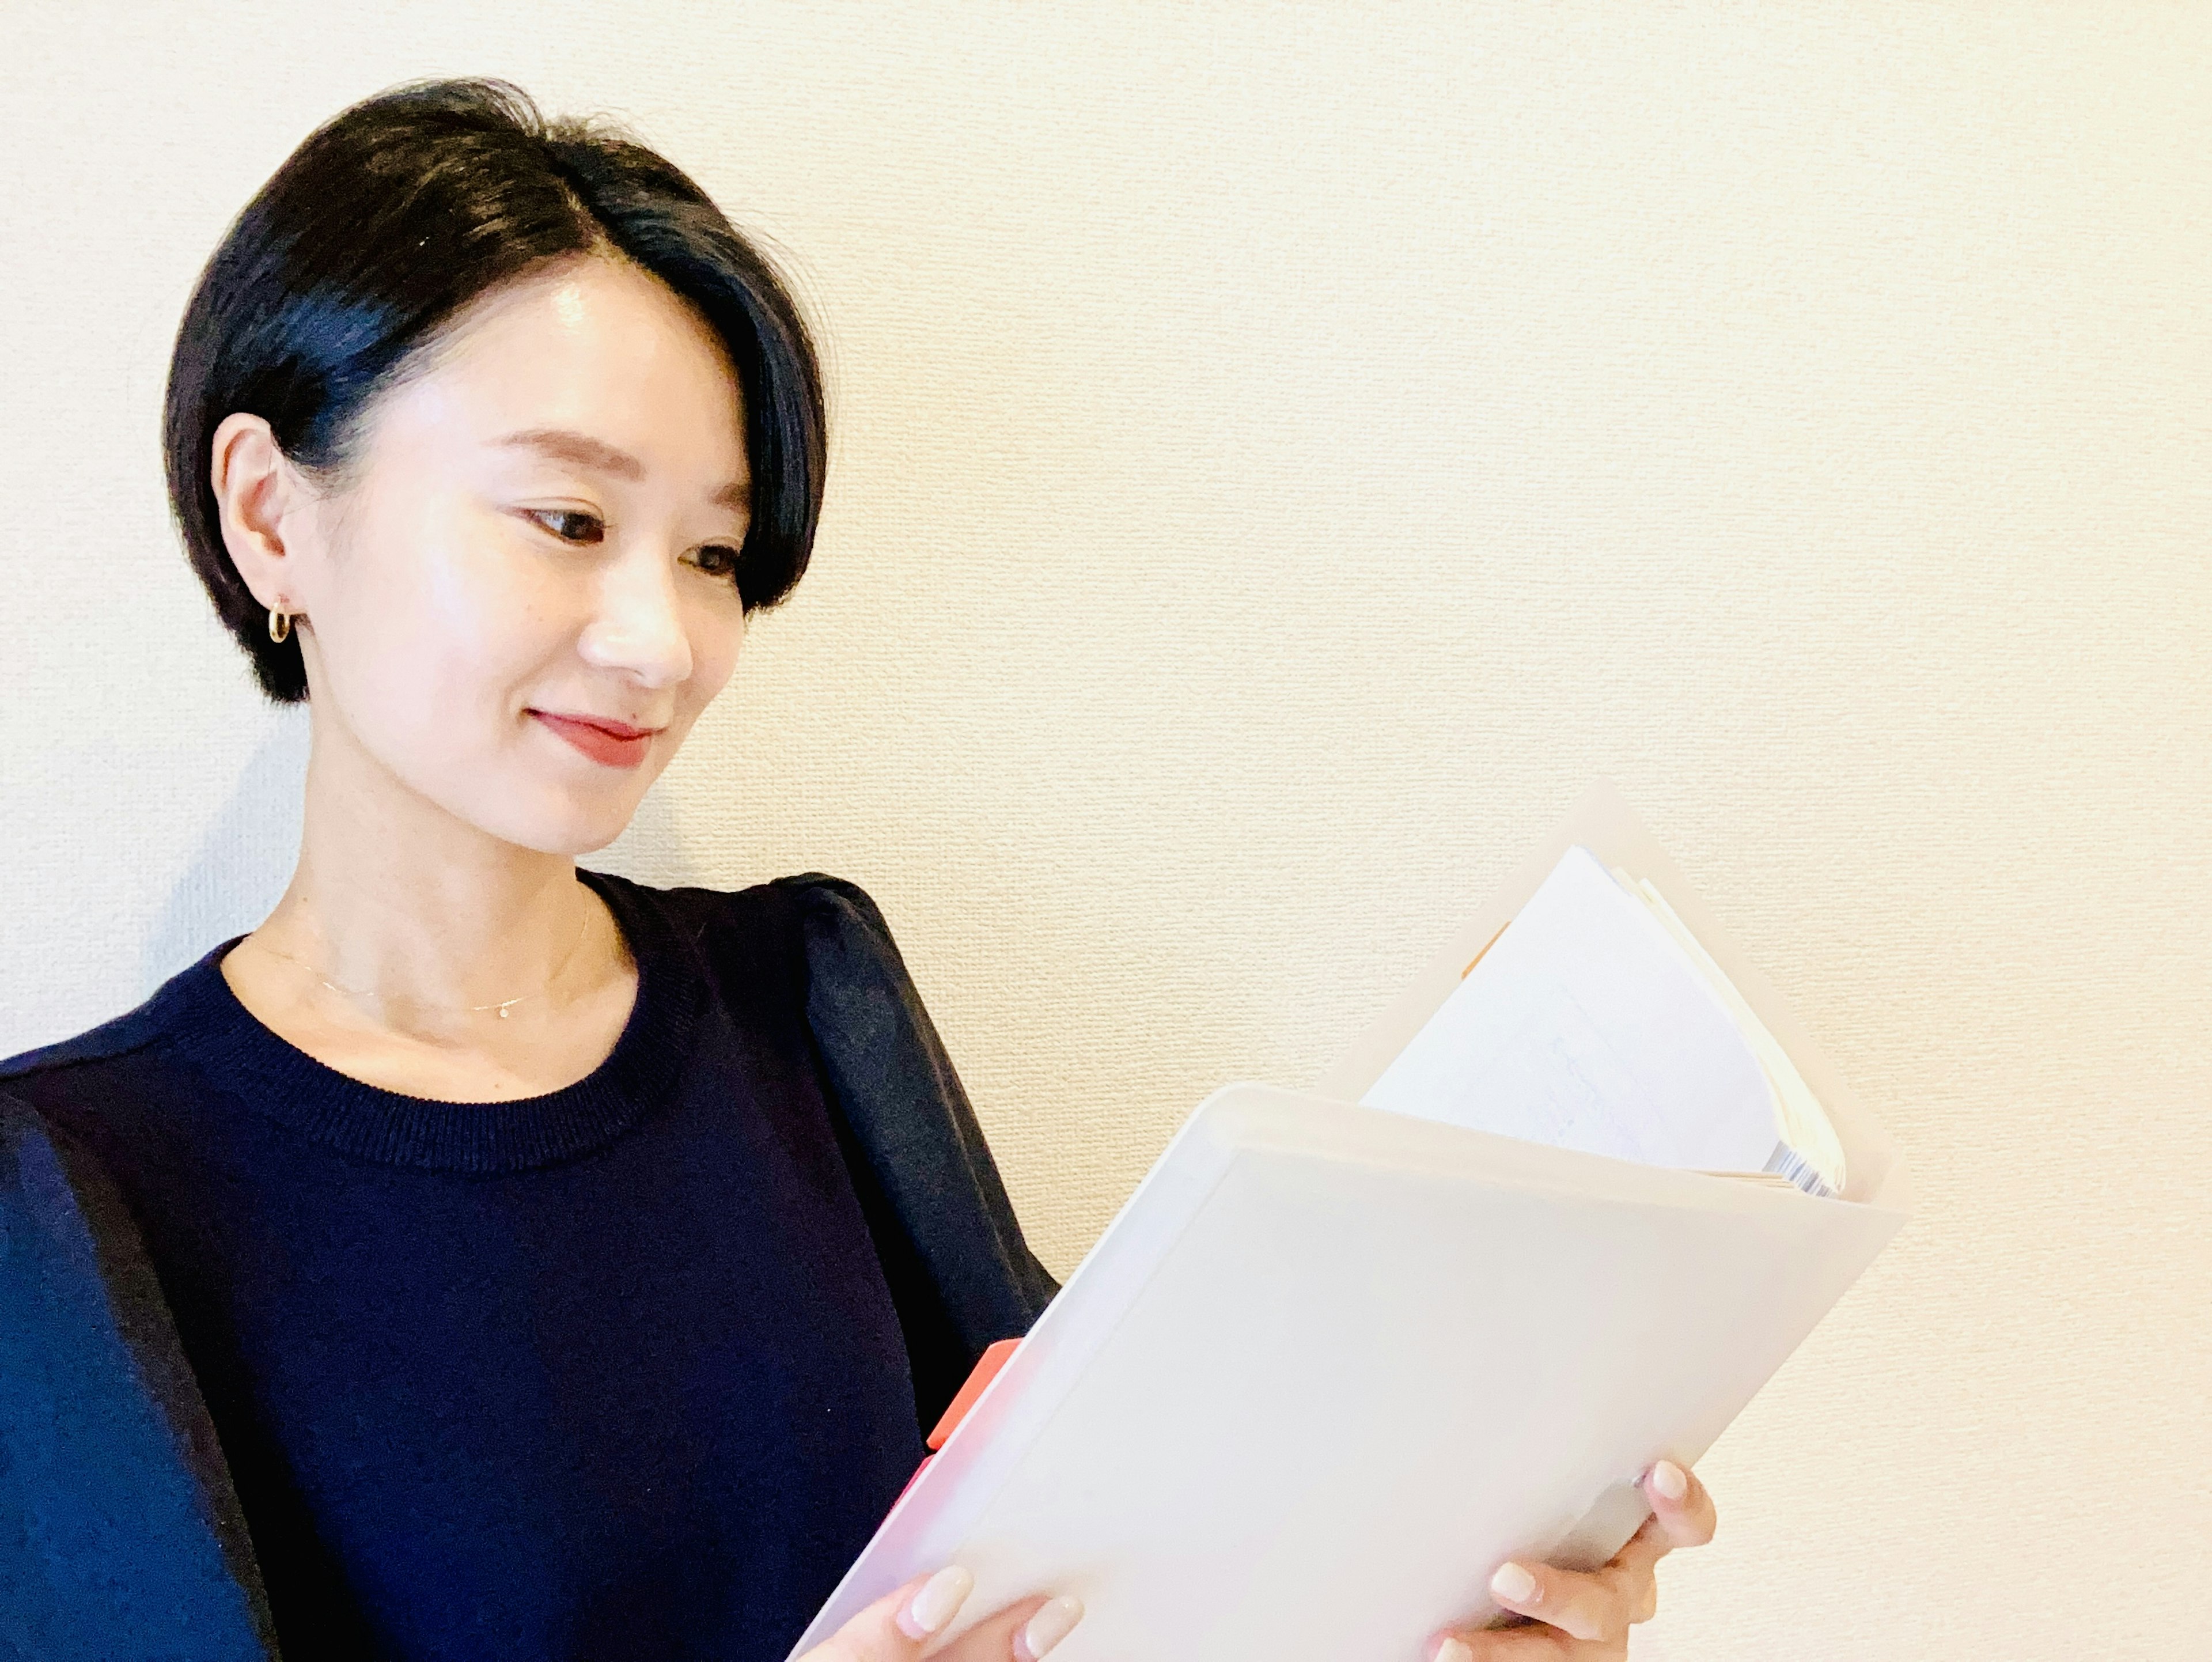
[{"x1": 797, "y1": 1566, "x2": 1084, "y2": 1662}]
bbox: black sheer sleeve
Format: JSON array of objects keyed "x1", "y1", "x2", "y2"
[
  {"x1": 0, "y1": 1090, "x2": 282, "y2": 1660},
  {"x1": 771, "y1": 875, "x2": 1059, "y2": 1436}
]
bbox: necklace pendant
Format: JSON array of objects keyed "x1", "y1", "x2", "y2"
[{"x1": 498, "y1": 1005, "x2": 510, "y2": 1019}]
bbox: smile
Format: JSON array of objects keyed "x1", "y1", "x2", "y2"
[{"x1": 529, "y1": 710, "x2": 659, "y2": 769}]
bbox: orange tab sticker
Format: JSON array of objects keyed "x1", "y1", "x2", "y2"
[{"x1": 926, "y1": 1337, "x2": 1022, "y2": 1450}]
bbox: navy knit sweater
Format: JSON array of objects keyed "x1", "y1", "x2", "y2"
[{"x1": 0, "y1": 870, "x2": 1058, "y2": 1662}]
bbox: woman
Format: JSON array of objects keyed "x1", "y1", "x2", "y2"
[{"x1": 0, "y1": 78, "x2": 1714, "y2": 1662}]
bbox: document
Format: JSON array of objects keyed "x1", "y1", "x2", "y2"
[
  {"x1": 788, "y1": 780, "x2": 1912, "y2": 1662},
  {"x1": 1363, "y1": 842, "x2": 1843, "y2": 1194}
]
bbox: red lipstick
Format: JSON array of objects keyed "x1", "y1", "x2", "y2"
[{"x1": 530, "y1": 710, "x2": 660, "y2": 769}]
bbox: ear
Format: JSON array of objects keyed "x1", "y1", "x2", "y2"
[{"x1": 209, "y1": 412, "x2": 320, "y2": 614}]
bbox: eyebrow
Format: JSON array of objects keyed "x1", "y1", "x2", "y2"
[{"x1": 490, "y1": 426, "x2": 750, "y2": 510}]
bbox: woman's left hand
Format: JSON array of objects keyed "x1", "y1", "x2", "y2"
[{"x1": 1428, "y1": 1459, "x2": 1718, "y2": 1660}]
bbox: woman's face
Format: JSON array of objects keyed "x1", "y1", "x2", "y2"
[{"x1": 265, "y1": 252, "x2": 753, "y2": 855}]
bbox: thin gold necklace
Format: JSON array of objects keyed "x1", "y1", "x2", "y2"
[{"x1": 242, "y1": 902, "x2": 595, "y2": 1020}]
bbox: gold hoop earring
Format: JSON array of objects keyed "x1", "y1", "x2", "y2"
[{"x1": 268, "y1": 606, "x2": 291, "y2": 644}]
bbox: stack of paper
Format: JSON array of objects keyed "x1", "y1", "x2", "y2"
[
  {"x1": 789, "y1": 781, "x2": 1912, "y2": 1662},
  {"x1": 1361, "y1": 842, "x2": 1847, "y2": 1196}
]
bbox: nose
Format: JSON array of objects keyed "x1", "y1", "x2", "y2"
[{"x1": 577, "y1": 542, "x2": 694, "y2": 688}]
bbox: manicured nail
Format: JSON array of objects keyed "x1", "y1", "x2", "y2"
[
  {"x1": 902, "y1": 1566, "x2": 974, "y2": 1638},
  {"x1": 1652, "y1": 1459, "x2": 1689, "y2": 1501},
  {"x1": 1017, "y1": 1594, "x2": 1084, "y2": 1660},
  {"x1": 1490, "y1": 1562, "x2": 1539, "y2": 1604},
  {"x1": 1435, "y1": 1638, "x2": 1475, "y2": 1662}
]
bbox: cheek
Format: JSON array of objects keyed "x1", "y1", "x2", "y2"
[
  {"x1": 654, "y1": 604, "x2": 745, "y2": 754},
  {"x1": 418, "y1": 536, "x2": 561, "y2": 697},
  {"x1": 328, "y1": 509, "x2": 559, "y2": 758},
  {"x1": 685, "y1": 604, "x2": 747, "y2": 711}
]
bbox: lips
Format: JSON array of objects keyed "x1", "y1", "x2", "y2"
[{"x1": 530, "y1": 710, "x2": 661, "y2": 768}]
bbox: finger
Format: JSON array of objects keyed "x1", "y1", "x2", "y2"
[
  {"x1": 1599, "y1": 1519, "x2": 1669, "y2": 1626},
  {"x1": 1638, "y1": 1459, "x2": 1718, "y2": 1549},
  {"x1": 802, "y1": 1568, "x2": 1083, "y2": 1662},
  {"x1": 1631, "y1": 1571, "x2": 1658, "y2": 1626},
  {"x1": 1606, "y1": 1516, "x2": 1674, "y2": 1581},
  {"x1": 1431, "y1": 1623, "x2": 1574, "y2": 1661},
  {"x1": 941, "y1": 1592, "x2": 1085, "y2": 1662},
  {"x1": 802, "y1": 1567, "x2": 974, "y2": 1662},
  {"x1": 1481, "y1": 1557, "x2": 1637, "y2": 1646}
]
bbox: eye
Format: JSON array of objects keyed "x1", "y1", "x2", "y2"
[
  {"x1": 524, "y1": 508, "x2": 605, "y2": 546},
  {"x1": 685, "y1": 544, "x2": 745, "y2": 582}
]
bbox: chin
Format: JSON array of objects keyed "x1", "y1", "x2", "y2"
[{"x1": 465, "y1": 783, "x2": 646, "y2": 858}]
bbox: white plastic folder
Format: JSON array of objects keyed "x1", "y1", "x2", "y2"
[{"x1": 789, "y1": 781, "x2": 1912, "y2": 1662}]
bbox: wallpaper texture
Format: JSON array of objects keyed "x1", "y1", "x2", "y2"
[{"x1": 2, "y1": 4, "x2": 2205, "y2": 1655}]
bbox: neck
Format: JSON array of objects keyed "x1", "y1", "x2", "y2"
[{"x1": 243, "y1": 718, "x2": 623, "y2": 1040}]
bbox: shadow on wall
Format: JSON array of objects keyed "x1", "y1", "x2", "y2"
[
  {"x1": 143, "y1": 715, "x2": 310, "y2": 985},
  {"x1": 580, "y1": 763, "x2": 718, "y2": 893},
  {"x1": 144, "y1": 713, "x2": 702, "y2": 986}
]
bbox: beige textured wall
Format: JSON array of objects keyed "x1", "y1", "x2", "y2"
[{"x1": 3, "y1": 4, "x2": 2206, "y2": 1655}]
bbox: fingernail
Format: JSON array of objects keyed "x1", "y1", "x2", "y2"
[
  {"x1": 1017, "y1": 1593, "x2": 1084, "y2": 1661},
  {"x1": 1436, "y1": 1639, "x2": 1475, "y2": 1662},
  {"x1": 1490, "y1": 1562, "x2": 1539, "y2": 1604},
  {"x1": 1652, "y1": 1460, "x2": 1689, "y2": 1501},
  {"x1": 902, "y1": 1566, "x2": 974, "y2": 1638}
]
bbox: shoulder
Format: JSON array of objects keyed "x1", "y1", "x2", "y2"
[
  {"x1": 602, "y1": 870, "x2": 1062, "y2": 1346},
  {"x1": 0, "y1": 942, "x2": 230, "y2": 1163},
  {"x1": 0, "y1": 1082, "x2": 282, "y2": 1657},
  {"x1": 766, "y1": 876, "x2": 935, "y2": 1029},
  {"x1": 607, "y1": 869, "x2": 955, "y2": 1076},
  {"x1": 764, "y1": 872, "x2": 892, "y2": 926},
  {"x1": 655, "y1": 868, "x2": 899, "y2": 943},
  {"x1": 0, "y1": 990, "x2": 218, "y2": 1222},
  {"x1": 0, "y1": 979, "x2": 185, "y2": 1097},
  {"x1": 593, "y1": 867, "x2": 911, "y2": 982},
  {"x1": 770, "y1": 873, "x2": 910, "y2": 966},
  {"x1": 1, "y1": 1084, "x2": 130, "y2": 1258}
]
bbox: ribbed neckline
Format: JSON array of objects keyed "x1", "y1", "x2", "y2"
[{"x1": 158, "y1": 868, "x2": 704, "y2": 1175}]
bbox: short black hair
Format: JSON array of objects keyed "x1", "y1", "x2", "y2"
[{"x1": 163, "y1": 76, "x2": 826, "y2": 703}]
